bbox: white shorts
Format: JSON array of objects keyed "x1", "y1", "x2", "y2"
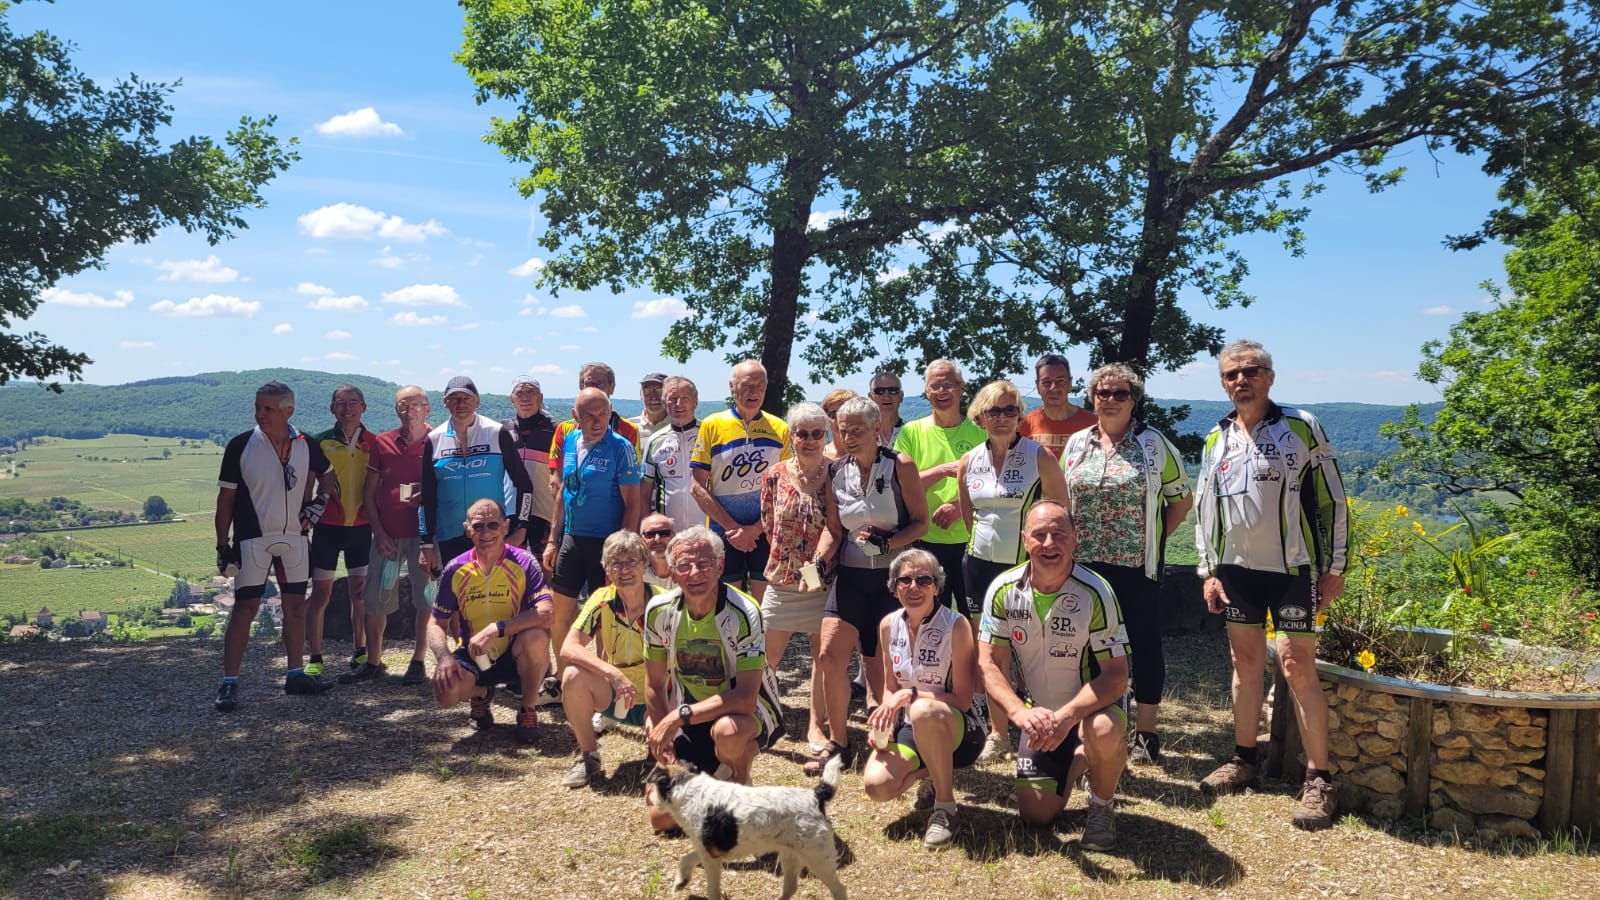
[{"x1": 237, "y1": 534, "x2": 311, "y2": 588}]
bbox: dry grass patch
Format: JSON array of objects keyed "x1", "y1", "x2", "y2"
[{"x1": 1, "y1": 631, "x2": 1595, "y2": 898}]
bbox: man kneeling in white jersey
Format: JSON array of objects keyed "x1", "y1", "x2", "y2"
[{"x1": 977, "y1": 500, "x2": 1129, "y2": 851}]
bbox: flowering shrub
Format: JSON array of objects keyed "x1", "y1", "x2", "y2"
[{"x1": 1318, "y1": 499, "x2": 1600, "y2": 691}]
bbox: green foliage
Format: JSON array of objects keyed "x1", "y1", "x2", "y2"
[
  {"x1": 167, "y1": 577, "x2": 192, "y2": 608},
  {"x1": 0, "y1": 6, "x2": 297, "y2": 389},
  {"x1": 0, "y1": 495, "x2": 130, "y2": 530},
  {"x1": 253, "y1": 605, "x2": 277, "y2": 638},
  {"x1": 143, "y1": 495, "x2": 170, "y2": 519},
  {"x1": 1384, "y1": 168, "x2": 1600, "y2": 586}
]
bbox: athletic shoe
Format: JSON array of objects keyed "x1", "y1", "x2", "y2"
[
  {"x1": 1081, "y1": 802, "x2": 1117, "y2": 851},
  {"x1": 400, "y1": 659, "x2": 427, "y2": 686},
  {"x1": 514, "y1": 706, "x2": 541, "y2": 745},
  {"x1": 350, "y1": 650, "x2": 368, "y2": 670},
  {"x1": 284, "y1": 671, "x2": 333, "y2": 695},
  {"x1": 338, "y1": 661, "x2": 386, "y2": 684},
  {"x1": 563, "y1": 751, "x2": 603, "y2": 788},
  {"x1": 592, "y1": 711, "x2": 609, "y2": 735},
  {"x1": 303, "y1": 661, "x2": 325, "y2": 678},
  {"x1": 923, "y1": 808, "x2": 956, "y2": 849},
  {"x1": 214, "y1": 681, "x2": 238, "y2": 712},
  {"x1": 1129, "y1": 731, "x2": 1163, "y2": 765},
  {"x1": 1292, "y1": 776, "x2": 1338, "y2": 831},
  {"x1": 977, "y1": 732, "x2": 1010, "y2": 763},
  {"x1": 913, "y1": 780, "x2": 937, "y2": 812},
  {"x1": 469, "y1": 690, "x2": 495, "y2": 731},
  {"x1": 1199, "y1": 756, "x2": 1260, "y2": 796},
  {"x1": 535, "y1": 675, "x2": 563, "y2": 707}
]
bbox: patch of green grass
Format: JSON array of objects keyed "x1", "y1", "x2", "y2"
[
  {"x1": 1204, "y1": 806, "x2": 1226, "y2": 828},
  {"x1": 277, "y1": 821, "x2": 389, "y2": 881},
  {"x1": 0, "y1": 564, "x2": 175, "y2": 619},
  {"x1": 0, "y1": 815, "x2": 142, "y2": 871}
]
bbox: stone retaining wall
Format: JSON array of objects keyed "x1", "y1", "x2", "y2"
[{"x1": 1326, "y1": 680, "x2": 1550, "y2": 841}]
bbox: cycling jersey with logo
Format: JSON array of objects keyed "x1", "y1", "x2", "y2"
[
  {"x1": 219, "y1": 427, "x2": 331, "y2": 540},
  {"x1": 690, "y1": 406, "x2": 790, "y2": 531},
  {"x1": 1194, "y1": 403, "x2": 1348, "y2": 578},
  {"x1": 886, "y1": 604, "x2": 966, "y2": 693},
  {"x1": 559, "y1": 427, "x2": 642, "y2": 538},
  {"x1": 431, "y1": 545, "x2": 551, "y2": 659},
  {"x1": 830, "y1": 447, "x2": 909, "y2": 569},
  {"x1": 419, "y1": 415, "x2": 533, "y2": 544},
  {"x1": 548, "y1": 413, "x2": 640, "y2": 473},
  {"x1": 978, "y1": 562, "x2": 1128, "y2": 710},
  {"x1": 311, "y1": 424, "x2": 373, "y2": 526},
  {"x1": 643, "y1": 583, "x2": 766, "y2": 704},
  {"x1": 573, "y1": 583, "x2": 666, "y2": 697},
  {"x1": 503, "y1": 411, "x2": 557, "y2": 524},
  {"x1": 642, "y1": 420, "x2": 704, "y2": 531},
  {"x1": 894, "y1": 416, "x2": 986, "y2": 544},
  {"x1": 964, "y1": 435, "x2": 1045, "y2": 564}
]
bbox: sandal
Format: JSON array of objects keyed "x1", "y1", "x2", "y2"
[{"x1": 803, "y1": 740, "x2": 852, "y2": 776}]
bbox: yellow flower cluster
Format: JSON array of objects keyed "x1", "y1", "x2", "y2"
[{"x1": 1358, "y1": 649, "x2": 1377, "y2": 670}]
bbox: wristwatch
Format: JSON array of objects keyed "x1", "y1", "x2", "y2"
[
  {"x1": 495, "y1": 620, "x2": 507, "y2": 637},
  {"x1": 678, "y1": 703, "x2": 693, "y2": 726}
]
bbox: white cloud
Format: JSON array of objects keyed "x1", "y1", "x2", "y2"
[
  {"x1": 119, "y1": 340, "x2": 156, "y2": 349},
  {"x1": 325, "y1": 330, "x2": 352, "y2": 340},
  {"x1": 391, "y1": 311, "x2": 447, "y2": 327},
  {"x1": 41, "y1": 287, "x2": 133, "y2": 309},
  {"x1": 372, "y1": 246, "x2": 415, "y2": 269},
  {"x1": 527, "y1": 364, "x2": 564, "y2": 376},
  {"x1": 273, "y1": 323, "x2": 293, "y2": 334},
  {"x1": 509, "y1": 257, "x2": 545, "y2": 277},
  {"x1": 149, "y1": 294, "x2": 259, "y2": 318},
  {"x1": 325, "y1": 351, "x2": 359, "y2": 361},
  {"x1": 875, "y1": 266, "x2": 909, "y2": 284},
  {"x1": 631, "y1": 296, "x2": 688, "y2": 319},
  {"x1": 1421, "y1": 305, "x2": 1456, "y2": 316},
  {"x1": 295, "y1": 282, "x2": 334, "y2": 296},
  {"x1": 490, "y1": 366, "x2": 512, "y2": 375},
  {"x1": 468, "y1": 253, "x2": 484, "y2": 268},
  {"x1": 157, "y1": 255, "x2": 239, "y2": 283},
  {"x1": 578, "y1": 326, "x2": 598, "y2": 333},
  {"x1": 808, "y1": 210, "x2": 845, "y2": 231},
  {"x1": 455, "y1": 323, "x2": 480, "y2": 331},
  {"x1": 314, "y1": 107, "x2": 404, "y2": 138},
  {"x1": 559, "y1": 344, "x2": 580, "y2": 351},
  {"x1": 549, "y1": 304, "x2": 587, "y2": 319},
  {"x1": 306, "y1": 294, "x2": 369, "y2": 312},
  {"x1": 382, "y1": 283, "x2": 462, "y2": 307},
  {"x1": 297, "y1": 203, "x2": 447, "y2": 242}
]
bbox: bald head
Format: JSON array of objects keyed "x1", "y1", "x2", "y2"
[{"x1": 575, "y1": 387, "x2": 612, "y2": 440}]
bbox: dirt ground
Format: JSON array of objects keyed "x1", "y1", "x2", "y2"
[{"x1": 1, "y1": 630, "x2": 1596, "y2": 899}]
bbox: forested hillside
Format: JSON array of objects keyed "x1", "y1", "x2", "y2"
[{"x1": 1, "y1": 369, "x2": 1437, "y2": 455}]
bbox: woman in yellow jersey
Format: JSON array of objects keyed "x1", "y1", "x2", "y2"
[{"x1": 558, "y1": 530, "x2": 665, "y2": 788}]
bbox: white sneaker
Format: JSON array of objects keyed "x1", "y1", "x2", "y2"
[
  {"x1": 977, "y1": 732, "x2": 1010, "y2": 763},
  {"x1": 592, "y1": 711, "x2": 609, "y2": 734},
  {"x1": 924, "y1": 807, "x2": 956, "y2": 849}
]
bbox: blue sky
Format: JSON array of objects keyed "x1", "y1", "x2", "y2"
[{"x1": 15, "y1": 0, "x2": 1509, "y2": 406}]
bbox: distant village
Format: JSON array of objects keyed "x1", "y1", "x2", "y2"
[{"x1": 3, "y1": 573, "x2": 277, "y2": 641}]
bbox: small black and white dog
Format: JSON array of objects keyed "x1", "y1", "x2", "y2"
[{"x1": 647, "y1": 755, "x2": 847, "y2": 900}]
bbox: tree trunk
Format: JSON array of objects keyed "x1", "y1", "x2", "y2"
[{"x1": 762, "y1": 222, "x2": 807, "y2": 414}]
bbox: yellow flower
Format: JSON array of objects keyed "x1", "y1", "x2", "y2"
[
  {"x1": 1358, "y1": 649, "x2": 1376, "y2": 671},
  {"x1": 1412, "y1": 521, "x2": 1427, "y2": 537},
  {"x1": 1394, "y1": 504, "x2": 1409, "y2": 518},
  {"x1": 1315, "y1": 612, "x2": 1328, "y2": 629}
]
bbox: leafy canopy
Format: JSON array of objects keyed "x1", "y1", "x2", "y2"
[{"x1": 0, "y1": 1, "x2": 297, "y2": 390}]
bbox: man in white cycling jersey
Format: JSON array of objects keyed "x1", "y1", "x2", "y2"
[{"x1": 1193, "y1": 339, "x2": 1349, "y2": 832}]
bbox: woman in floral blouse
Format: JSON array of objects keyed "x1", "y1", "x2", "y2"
[
  {"x1": 760, "y1": 401, "x2": 843, "y2": 753},
  {"x1": 1061, "y1": 363, "x2": 1193, "y2": 765}
]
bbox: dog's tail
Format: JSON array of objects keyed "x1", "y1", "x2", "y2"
[{"x1": 813, "y1": 752, "x2": 844, "y2": 815}]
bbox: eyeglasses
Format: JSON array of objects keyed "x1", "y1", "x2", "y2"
[
  {"x1": 895, "y1": 575, "x2": 935, "y2": 587},
  {"x1": 642, "y1": 529, "x2": 673, "y2": 539},
  {"x1": 1222, "y1": 365, "x2": 1268, "y2": 382},
  {"x1": 1093, "y1": 389, "x2": 1133, "y2": 402},
  {"x1": 1037, "y1": 378, "x2": 1071, "y2": 390},
  {"x1": 982, "y1": 405, "x2": 1021, "y2": 419},
  {"x1": 396, "y1": 401, "x2": 429, "y2": 413},
  {"x1": 871, "y1": 386, "x2": 902, "y2": 396},
  {"x1": 331, "y1": 400, "x2": 363, "y2": 408},
  {"x1": 792, "y1": 428, "x2": 827, "y2": 442},
  {"x1": 467, "y1": 521, "x2": 503, "y2": 533},
  {"x1": 606, "y1": 557, "x2": 643, "y2": 571},
  {"x1": 926, "y1": 381, "x2": 961, "y2": 393},
  {"x1": 671, "y1": 558, "x2": 717, "y2": 574}
]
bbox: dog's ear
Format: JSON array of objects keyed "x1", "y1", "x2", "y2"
[{"x1": 645, "y1": 763, "x2": 672, "y2": 802}]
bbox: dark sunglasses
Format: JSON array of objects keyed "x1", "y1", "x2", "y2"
[
  {"x1": 895, "y1": 574, "x2": 936, "y2": 587},
  {"x1": 642, "y1": 529, "x2": 673, "y2": 539},
  {"x1": 1223, "y1": 365, "x2": 1268, "y2": 382},
  {"x1": 1094, "y1": 389, "x2": 1133, "y2": 402},
  {"x1": 468, "y1": 521, "x2": 503, "y2": 532},
  {"x1": 871, "y1": 386, "x2": 902, "y2": 396},
  {"x1": 792, "y1": 428, "x2": 828, "y2": 442},
  {"x1": 982, "y1": 405, "x2": 1021, "y2": 419}
]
